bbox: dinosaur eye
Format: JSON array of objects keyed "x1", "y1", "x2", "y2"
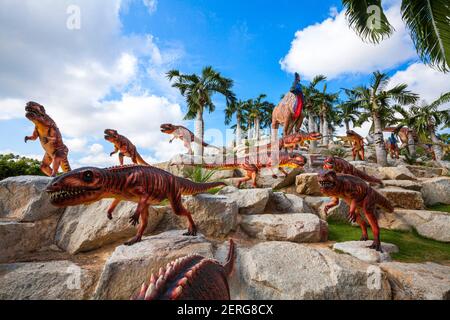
[{"x1": 82, "y1": 170, "x2": 94, "y2": 183}]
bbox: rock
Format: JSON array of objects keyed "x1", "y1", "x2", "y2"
[
  {"x1": 378, "y1": 166, "x2": 416, "y2": 181},
  {"x1": 296, "y1": 173, "x2": 322, "y2": 196},
  {"x1": 265, "y1": 192, "x2": 312, "y2": 214},
  {"x1": 55, "y1": 200, "x2": 165, "y2": 254},
  {"x1": 406, "y1": 165, "x2": 444, "y2": 178},
  {"x1": 381, "y1": 180, "x2": 422, "y2": 191},
  {"x1": 303, "y1": 196, "x2": 330, "y2": 214},
  {"x1": 318, "y1": 200, "x2": 350, "y2": 222},
  {"x1": 215, "y1": 242, "x2": 391, "y2": 300},
  {"x1": 0, "y1": 218, "x2": 58, "y2": 263},
  {"x1": 218, "y1": 186, "x2": 271, "y2": 215},
  {"x1": 378, "y1": 187, "x2": 424, "y2": 210},
  {"x1": 0, "y1": 176, "x2": 63, "y2": 222},
  {"x1": 0, "y1": 261, "x2": 96, "y2": 300},
  {"x1": 353, "y1": 165, "x2": 387, "y2": 180},
  {"x1": 93, "y1": 230, "x2": 213, "y2": 300},
  {"x1": 380, "y1": 262, "x2": 450, "y2": 300},
  {"x1": 240, "y1": 214, "x2": 328, "y2": 243},
  {"x1": 333, "y1": 241, "x2": 399, "y2": 263},
  {"x1": 380, "y1": 209, "x2": 450, "y2": 242},
  {"x1": 182, "y1": 194, "x2": 238, "y2": 237},
  {"x1": 421, "y1": 177, "x2": 450, "y2": 206}
]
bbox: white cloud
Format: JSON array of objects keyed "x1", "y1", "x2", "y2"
[
  {"x1": 280, "y1": 2, "x2": 417, "y2": 79},
  {"x1": 143, "y1": 0, "x2": 158, "y2": 14}
]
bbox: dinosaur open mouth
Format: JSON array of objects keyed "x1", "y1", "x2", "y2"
[
  {"x1": 318, "y1": 181, "x2": 335, "y2": 189},
  {"x1": 47, "y1": 187, "x2": 101, "y2": 205}
]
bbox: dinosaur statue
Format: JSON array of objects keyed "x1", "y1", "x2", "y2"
[
  {"x1": 132, "y1": 239, "x2": 235, "y2": 300},
  {"x1": 323, "y1": 156, "x2": 382, "y2": 185},
  {"x1": 24, "y1": 101, "x2": 71, "y2": 177},
  {"x1": 160, "y1": 124, "x2": 220, "y2": 155},
  {"x1": 271, "y1": 73, "x2": 305, "y2": 137},
  {"x1": 343, "y1": 130, "x2": 365, "y2": 161},
  {"x1": 318, "y1": 170, "x2": 394, "y2": 252},
  {"x1": 383, "y1": 127, "x2": 418, "y2": 150},
  {"x1": 385, "y1": 134, "x2": 400, "y2": 160},
  {"x1": 46, "y1": 165, "x2": 226, "y2": 246},
  {"x1": 267, "y1": 131, "x2": 322, "y2": 153},
  {"x1": 104, "y1": 129, "x2": 150, "y2": 166},
  {"x1": 172, "y1": 152, "x2": 307, "y2": 188}
]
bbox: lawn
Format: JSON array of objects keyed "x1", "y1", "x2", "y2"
[
  {"x1": 427, "y1": 203, "x2": 450, "y2": 213},
  {"x1": 328, "y1": 221, "x2": 450, "y2": 263}
]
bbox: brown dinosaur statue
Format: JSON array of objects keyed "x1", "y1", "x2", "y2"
[
  {"x1": 383, "y1": 127, "x2": 418, "y2": 150},
  {"x1": 271, "y1": 73, "x2": 305, "y2": 137},
  {"x1": 132, "y1": 239, "x2": 235, "y2": 300},
  {"x1": 385, "y1": 139, "x2": 400, "y2": 160},
  {"x1": 46, "y1": 165, "x2": 226, "y2": 246},
  {"x1": 24, "y1": 101, "x2": 71, "y2": 177},
  {"x1": 172, "y1": 152, "x2": 307, "y2": 188},
  {"x1": 345, "y1": 130, "x2": 365, "y2": 161},
  {"x1": 318, "y1": 170, "x2": 394, "y2": 252},
  {"x1": 267, "y1": 131, "x2": 322, "y2": 153},
  {"x1": 323, "y1": 156, "x2": 382, "y2": 185},
  {"x1": 104, "y1": 129, "x2": 150, "y2": 166},
  {"x1": 160, "y1": 123, "x2": 220, "y2": 155}
]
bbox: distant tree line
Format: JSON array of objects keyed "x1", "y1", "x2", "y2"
[{"x1": 0, "y1": 153, "x2": 44, "y2": 180}]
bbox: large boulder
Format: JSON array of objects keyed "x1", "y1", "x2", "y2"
[
  {"x1": 182, "y1": 194, "x2": 238, "y2": 237},
  {"x1": 353, "y1": 165, "x2": 387, "y2": 181},
  {"x1": 218, "y1": 186, "x2": 271, "y2": 215},
  {"x1": 318, "y1": 200, "x2": 350, "y2": 222},
  {"x1": 380, "y1": 262, "x2": 450, "y2": 300},
  {"x1": 240, "y1": 214, "x2": 328, "y2": 243},
  {"x1": 0, "y1": 218, "x2": 58, "y2": 263},
  {"x1": 381, "y1": 180, "x2": 422, "y2": 192},
  {"x1": 303, "y1": 196, "x2": 330, "y2": 214},
  {"x1": 55, "y1": 200, "x2": 165, "y2": 254},
  {"x1": 421, "y1": 177, "x2": 450, "y2": 206},
  {"x1": 379, "y1": 209, "x2": 450, "y2": 242},
  {"x1": 0, "y1": 261, "x2": 97, "y2": 300},
  {"x1": 265, "y1": 192, "x2": 312, "y2": 214},
  {"x1": 378, "y1": 187, "x2": 424, "y2": 210},
  {"x1": 296, "y1": 173, "x2": 322, "y2": 196},
  {"x1": 333, "y1": 241, "x2": 399, "y2": 263},
  {"x1": 406, "y1": 165, "x2": 444, "y2": 178},
  {"x1": 215, "y1": 242, "x2": 391, "y2": 300},
  {"x1": 378, "y1": 166, "x2": 416, "y2": 181},
  {"x1": 93, "y1": 230, "x2": 214, "y2": 300},
  {"x1": 0, "y1": 176, "x2": 63, "y2": 222}
]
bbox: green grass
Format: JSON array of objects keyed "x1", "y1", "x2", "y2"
[
  {"x1": 328, "y1": 221, "x2": 450, "y2": 263},
  {"x1": 427, "y1": 203, "x2": 450, "y2": 213}
]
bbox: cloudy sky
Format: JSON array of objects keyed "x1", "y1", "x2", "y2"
[{"x1": 0, "y1": 0, "x2": 449, "y2": 167}]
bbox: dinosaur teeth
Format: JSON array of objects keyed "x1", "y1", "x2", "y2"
[
  {"x1": 150, "y1": 273, "x2": 156, "y2": 284},
  {"x1": 144, "y1": 283, "x2": 156, "y2": 300},
  {"x1": 171, "y1": 286, "x2": 183, "y2": 300}
]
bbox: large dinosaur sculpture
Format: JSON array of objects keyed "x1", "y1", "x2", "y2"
[
  {"x1": 323, "y1": 156, "x2": 382, "y2": 185},
  {"x1": 272, "y1": 73, "x2": 305, "y2": 137},
  {"x1": 160, "y1": 123, "x2": 220, "y2": 155},
  {"x1": 24, "y1": 101, "x2": 71, "y2": 177},
  {"x1": 46, "y1": 165, "x2": 226, "y2": 246},
  {"x1": 104, "y1": 129, "x2": 150, "y2": 166},
  {"x1": 133, "y1": 240, "x2": 235, "y2": 300},
  {"x1": 318, "y1": 170, "x2": 394, "y2": 252}
]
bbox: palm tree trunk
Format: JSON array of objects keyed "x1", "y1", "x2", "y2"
[
  {"x1": 194, "y1": 108, "x2": 204, "y2": 159},
  {"x1": 319, "y1": 116, "x2": 324, "y2": 144},
  {"x1": 308, "y1": 114, "x2": 317, "y2": 149},
  {"x1": 407, "y1": 131, "x2": 416, "y2": 157},
  {"x1": 236, "y1": 115, "x2": 242, "y2": 146},
  {"x1": 255, "y1": 118, "x2": 260, "y2": 141},
  {"x1": 430, "y1": 128, "x2": 443, "y2": 160},
  {"x1": 372, "y1": 112, "x2": 388, "y2": 166},
  {"x1": 345, "y1": 121, "x2": 350, "y2": 132},
  {"x1": 323, "y1": 115, "x2": 329, "y2": 146}
]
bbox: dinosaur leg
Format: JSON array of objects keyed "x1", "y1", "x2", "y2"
[
  {"x1": 236, "y1": 171, "x2": 252, "y2": 188},
  {"x1": 363, "y1": 200, "x2": 382, "y2": 252},
  {"x1": 352, "y1": 147, "x2": 357, "y2": 161},
  {"x1": 40, "y1": 153, "x2": 53, "y2": 177},
  {"x1": 51, "y1": 149, "x2": 66, "y2": 177},
  {"x1": 107, "y1": 199, "x2": 121, "y2": 220},
  {"x1": 359, "y1": 147, "x2": 365, "y2": 161},
  {"x1": 355, "y1": 213, "x2": 369, "y2": 241},
  {"x1": 348, "y1": 199, "x2": 358, "y2": 223},
  {"x1": 251, "y1": 171, "x2": 258, "y2": 188},
  {"x1": 169, "y1": 191, "x2": 197, "y2": 236},
  {"x1": 279, "y1": 167, "x2": 289, "y2": 177},
  {"x1": 118, "y1": 153, "x2": 125, "y2": 166},
  {"x1": 323, "y1": 197, "x2": 339, "y2": 217},
  {"x1": 125, "y1": 197, "x2": 149, "y2": 246}
]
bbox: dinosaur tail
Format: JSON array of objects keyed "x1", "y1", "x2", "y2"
[
  {"x1": 135, "y1": 153, "x2": 150, "y2": 166},
  {"x1": 192, "y1": 135, "x2": 220, "y2": 150},
  {"x1": 223, "y1": 239, "x2": 235, "y2": 276},
  {"x1": 177, "y1": 176, "x2": 226, "y2": 195},
  {"x1": 61, "y1": 157, "x2": 71, "y2": 172},
  {"x1": 373, "y1": 190, "x2": 394, "y2": 213}
]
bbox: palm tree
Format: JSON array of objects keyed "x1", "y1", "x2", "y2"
[
  {"x1": 167, "y1": 66, "x2": 235, "y2": 157},
  {"x1": 337, "y1": 91, "x2": 361, "y2": 132},
  {"x1": 345, "y1": 71, "x2": 419, "y2": 166},
  {"x1": 315, "y1": 81, "x2": 339, "y2": 146},
  {"x1": 401, "y1": 93, "x2": 450, "y2": 160},
  {"x1": 392, "y1": 105, "x2": 419, "y2": 156},
  {"x1": 246, "y1": 94, "x2": 274, "y2": 141},
  {"x1": 302, "y1": 75, "x2": 326, "y2": 148},
  {"x1": 341, "y1": 0, "x2": 450, "y2": 72},
  {"x1": 225, "y1": 99, "x2": 248, "y2": 147}
]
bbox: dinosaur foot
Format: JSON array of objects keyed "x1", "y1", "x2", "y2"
[
  {"x1": 360, "y1": 235, "x2": 369, "y2": 241},
  {"x1": 368, "y1": 241, "x2": 383, "y2": 252},
  {"x1": 124, "y1": 236, "x2": 141, "y2": 246},
  {"x1": 183, "y1": 229, "x2": 197, "y2": 237},
  {"x1": 107, "y1": 213, "x2": 113, "y2": 220},
  {"x1": 272, "y1": 175, "x2": 279, "y2": 179},
  {"x1": 129, "y1": 215, "x2": 139, "y2": 226}
]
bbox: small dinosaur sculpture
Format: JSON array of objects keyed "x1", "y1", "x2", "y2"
[
  {"x1": 24, "y1": 101, "x2": 71, "y2": 177},
  {"x1": 267, "y1": 131, "x2": 322, "y2": 153},
  {"x1": 323, "y1": 156, "x2": 382, "y2": 185},
  {"x1": 160, "y1": 123, "x2": 220, "y2": 155},
  {"x1": 46, "y1": 165, "x2": 226, "y2": 246},
  {"x1": 104, "y1": 129, "x2": 150, "y2": 166},
  {"x1": 345, "y1": 130, "x2": 365, "y2": 161},
  {"x1": 133, "y1": 239, "x2": 235, "y2": 300},
  {"x1": 385, "y1": 136, "x2": 400, "y2": 160},
  {"x1": 318, "y1": 170, "x2": 394, "y2": 252}
]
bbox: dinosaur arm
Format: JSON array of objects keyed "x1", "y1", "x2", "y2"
[
  {"x1": 110, "y1": 146, "x2": 119, "y2": 157},
  {"x1": 24, "y1": 128, "x2": 39, "y2": 143},
  {"x1": 324, "y1": 197, "x2": 339, "y2": 216}
]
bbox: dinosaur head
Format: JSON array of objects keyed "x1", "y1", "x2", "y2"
[
  {"x1": 317, "y1": 170, "x2": 339, "y2": 193},
  {"x1": 25, "y1": 101, "x2": 51, "y2": 125},
  {"x1": 280, "y1": 153, "x2": 307, "y2": 169},
  {"x1": 323, "y1": 156, "x2": 336, "y2": 170},
  {"x1": 46, "y1": 167, "x2": 106, "y2": 207},
  {"x1": 160, "y1": 123, "x2": 178, "y2": 134},
  {"x1": 308, "y1": 132, "x2": 322, "y2": 141},
  {"x1": 104, "y1": 129, "x2": 119, "y2": 142}
]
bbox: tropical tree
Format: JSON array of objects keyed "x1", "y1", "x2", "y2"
[
  {"x1": 246, "y1": 94, "x2": 274, "y2": 141},
  {"x1": 392, "y1": 105, "x2": 419, "y2": 156},
  {"x1": 225, "y1": 99, "x2": 249, "y2": 146},
  {"x1": 337, "y1": 91, "x2": 361, "y2": 132},
  {"x1": 302, "y1": 75, "x2": 326, "y2": 148},
  {"x1": 399, "y1": 93, "x2": 450, "y2": 160},
  {"x1": 345, "y1": 71, "x2": 419, "y2": 166},
  {"x1": 0, "y1": 153, "x2": 44, "y2": 180},
  {"x1": 314, "y1": 81, "x2": 339, "y2": 146},
  {"x1": 167, "y1": 66, "x2": 236, "y2": 157},
  {"x1": 341, "y1": 0, "x2": 450, "y2": 72}
]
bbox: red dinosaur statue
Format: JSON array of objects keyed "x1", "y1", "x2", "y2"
[
  {"x1": 323, "y1": 156, "x2": 382, "y2": 185},
  {"x1": 383, "y1": 127, "x2": 418, "y2": 150},
  {"x1": 385, "y1": 139, "x2": 400, "y2": 159},
  {"x1": 346, "y1": 130, "x2": 365, "y2": 161},
  {"x1": 318, "y1": 170, "x2": 394, "y2": 252},
  {"x1": 160, "y1": 123, "x2": 220, "y2": 155},
  {"x1": 24, "y1": 101, "x2": 71, "y2": 177},
  {"x1": 133, "y1": 239, "x2": 235, "y2": 300},
  {"x1": 172, "y1": 152, "x2": 307, "y2": 188},
  {"x1": 46, "y1": 165, "x2": 226, "y2": 246},
  {"x1": 267, "y1": 131, "x2": 322, "y2": 153},
  {"x1": 104, "y1": 129, "x2": 150, "y2": 166}
]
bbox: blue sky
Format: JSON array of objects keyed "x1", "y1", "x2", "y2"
[{"x1": 0, "y1": 0, "x2": 449, "y2": 167}]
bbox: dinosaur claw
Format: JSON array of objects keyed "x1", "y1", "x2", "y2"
[
  {"x1": 129, "y1": 215, "x2": 139, "y2": 226},
  {"x1": 107, "y1": 213, "x2": 113, "y2": 220},
  {"x1": 124, "y1": 236, "x2": 141, "y2": 246},
  {"x1": 368, "y1": 242, "x2": 383, "y2": 252}
]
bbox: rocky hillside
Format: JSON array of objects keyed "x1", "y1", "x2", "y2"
[{"x1": 0, "y1": 162, "x2": 449, "y2": 300}]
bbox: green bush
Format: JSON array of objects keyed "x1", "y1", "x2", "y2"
[
  {"x1": 185, "y1": 165, "x2": 218, "y2": 183},
  {"x1": 323, "y1": 147, "x2": 348, "y2": 158},
  {"x1": 0, "y1": 153, "x2": 44, "y2": 181}
]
